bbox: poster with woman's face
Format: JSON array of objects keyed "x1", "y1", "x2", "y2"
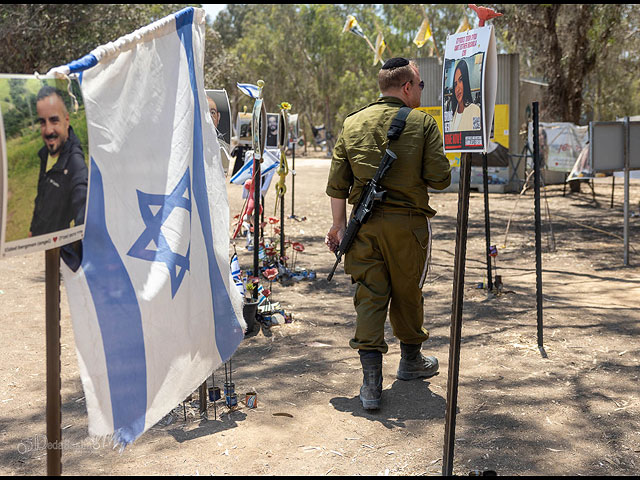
[
  {"x1": 0, "y1": 74, "x2": 90, "y2": 257},
  {"x1": 442, "y1": 25, "x2": 496, "y2": 153},
  {"x1": 205, "y1": 89, "x2": 231, "y2": 146}
]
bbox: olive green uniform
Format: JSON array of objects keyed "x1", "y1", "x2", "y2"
[{"x1": 326, "y1": 96, "x2": 451, "y2": 354}]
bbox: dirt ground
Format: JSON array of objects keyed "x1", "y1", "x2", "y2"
[{"x1": 1, "y1": 152, "x2": 639, "y2": 476}]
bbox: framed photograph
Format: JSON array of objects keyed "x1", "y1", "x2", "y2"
[
  {"x1": 236, "y1": 112, "x2": 252, "y2": 146},
  {"x1": 205, "y1": 89, "x2": 231, "y2": 146},
  {"x1": 266, "y1": 112, "x2": 280, "y2": 149},
  {"x1": 0, "y1": 74, "x2": 90, "y2": 257},
  {"x1": 288, "y1": 113, "x2": 299, "y2": 142},
  {"x1": 442, "y1": 25, "x2": 497, "y2": 153}
]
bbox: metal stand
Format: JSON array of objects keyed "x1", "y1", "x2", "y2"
[
  {"x1": 532, "y1": 103, "x2": 546, "y2": 358},
  {"x1": 291, "y1": 143, "x2": 296, "y2": 218},
  {"x1": 46, "y1": 248, "x2": 62, "y2": 476},
  {"x1": 442, "y1": 153, "x2": 472, "y2": 476}
]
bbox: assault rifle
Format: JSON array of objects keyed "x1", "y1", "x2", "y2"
[{"x1": 327, "y1": 148, "x2": 397, "y2": 281}]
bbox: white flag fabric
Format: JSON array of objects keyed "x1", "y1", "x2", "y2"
[
  {"x1": 51, "y1": 7, "x2": 245, "y2": 447},
  {"x1": 229, "y1": 148, "x2": 280, "y2": 196},
  {"x1": 236, "y1": 82, "x2": 260, "y2": 99}
]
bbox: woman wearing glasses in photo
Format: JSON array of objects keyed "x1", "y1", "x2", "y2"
[{"x1": 450, "y1": 59, "x2": 481, "y2": 132}]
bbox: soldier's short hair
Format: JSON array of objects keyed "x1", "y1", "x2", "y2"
[{"x1": 378, "y1": 58, "x2": 418, "y2": 92}]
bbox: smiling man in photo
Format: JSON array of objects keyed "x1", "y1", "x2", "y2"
[{"x1": 29, "y1": 85, "x2": 87, "y2": 237}]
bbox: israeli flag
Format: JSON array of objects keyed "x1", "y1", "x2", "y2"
[
  {"x1": 230, "y1": 252, "x2": 244, "y2": 297},
  {"x1": 230, "y1": 148, "x2": 280, "y2": 196},
  {"x1": 236, "y1": 82, "x2": 260, "y2": 99},
  {"x1": 51, "y1": 7, "x2": 245, "y2": 446}
]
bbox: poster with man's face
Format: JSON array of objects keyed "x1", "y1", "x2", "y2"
[
  {"x1": 0, "y1": 74, "x2": 90, "y2": 257},
  {"x1": 266, "y1": 113, "x2": 280, "y2": 149},
  {"x1": 205, "y1": 89, "x2": 231, "y2": 146}
]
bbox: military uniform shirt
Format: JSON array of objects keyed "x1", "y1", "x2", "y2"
[{"x1": 326, "y1": 96, "x2": 451, "y2": 217}]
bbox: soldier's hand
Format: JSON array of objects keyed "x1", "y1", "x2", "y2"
[{"x1": 325, "y1": 225, "x2": 345, "y2": 253}]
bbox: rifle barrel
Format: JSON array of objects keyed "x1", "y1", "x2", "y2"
[{"x1": 327, "y1": 254, "x2": 342, "y2": 282}]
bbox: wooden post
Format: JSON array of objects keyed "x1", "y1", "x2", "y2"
[
  {"x1": 482, "y1": 152, "x2": 493, "y2": 292},
  {"x1": 45, "y1": 248, "x2": 62, "y2": 476},
  {"x1": 442, "y1": 153, "x2": 472, "y2": 476}
]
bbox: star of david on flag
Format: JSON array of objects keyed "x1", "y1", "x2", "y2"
[{"x1": 127, "y1": 168, "x2": 192, "y2": 298}]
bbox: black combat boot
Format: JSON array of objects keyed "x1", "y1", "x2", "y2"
[
  {"x1": 358, "y1": 350, "x2": 383, "y2": 410},
  {"x1": 396, "y1": 342, "x2": 439, "y2": 380}
]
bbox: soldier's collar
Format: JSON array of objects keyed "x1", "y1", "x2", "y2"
[{"x1": 374, "y1": 96, "x2": 408, "y2": 107}]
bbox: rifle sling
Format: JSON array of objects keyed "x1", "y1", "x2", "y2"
[{"x1": 387, "y1": 106, "x2": 412, "y2": 141}]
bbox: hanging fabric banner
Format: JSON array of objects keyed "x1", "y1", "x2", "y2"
[{"x1": 49, "y1": 6, "x2": 245, "y2": 447}]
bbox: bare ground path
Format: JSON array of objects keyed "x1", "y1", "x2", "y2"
[{"x1": 1, "y1": 155, "x2": 639, "y2": 475}]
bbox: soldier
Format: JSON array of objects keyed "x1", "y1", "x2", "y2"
[{"x1": 325, "y1": 57, "x2": 451, "y2": 410}]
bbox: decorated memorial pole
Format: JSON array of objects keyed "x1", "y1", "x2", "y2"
[
  {"x1": 275, "y1": 102, "x2": 291, "y2": 262},
  {"x1": 252, "y1": 80, "x2": 266, "y2": 296},
  {"x1": 45, "y1": 247, "x2": 62, "y2": 476},
  {"x1": 442, "y1": 6, "x2": 501, "y2": 474}
]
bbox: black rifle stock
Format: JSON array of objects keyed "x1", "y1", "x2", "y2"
[{"x1": 327, "y1": 148, "x2": 397, "y2": 281}]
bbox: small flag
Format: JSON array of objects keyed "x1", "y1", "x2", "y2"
[
  {"x1": 256, "y1": 284, "x2": 268, "y2": 305},
  {"x1": 230, "y1": 253, "x2": 245, "y2": 296},
  {"x1": 237, "y1": 82, "x2": 260, "y2": 99},
  {"x1": 342, "y1": 14, "x2": 366, "y2": 39},
  {"x1": 414, "y1": 18, "x2": 433, "y2": 48},
  {"x1": 456, "y1": 16, "x2": 471, "y2": 34},
  {"x1": 373, "y1": 32, "x2": 386, "y2": 65},
  {"x1": 230, "y1": 148, "x2": 280, "y2": 196}
]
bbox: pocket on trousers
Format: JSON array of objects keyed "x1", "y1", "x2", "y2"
[{"x1": 412, "y1": 225, "x2": 430, "y2": 250}]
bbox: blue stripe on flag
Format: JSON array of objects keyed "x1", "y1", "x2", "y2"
[
  {"x1": 176, "y1": 9, "x2": 244, "y2": 361},
  {"x1": 237, "y1": 82, "x2": 259, "y2": 99},
  {"x1": 82, "y1": 158, "x2": 147, "y2": 445},
  {"x1": 229, "y1": 156, "x2": 254, "y2": 185}
]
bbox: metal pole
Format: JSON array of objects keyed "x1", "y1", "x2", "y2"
[
  {"x1": 624, "y1": 117, "x2": 630, "y2": 266},
  {"x1": 253, "y1": 157, "x2": 261, "y2": 299},
  {"x1": 442, "y1": 152, "x2": 472, "y2": 476},
  {"x1": 291, "y1": 142, "x2": 296, "y2": 218},
  {"x1": 45, "y1": 248, "x2": 62, "y2": 476},
  {"x1": 532, "y1": 102, "x2": 545, "y2": 356},
  {"x1": 610, "y1": 176, "x2": 615, "y2": 209},
  {"x1": 482, "y1": 152, "x2": 493, "y2": 292},
  {"x1": 280, "y1": 171, "x2": 285, "y2": 262}
]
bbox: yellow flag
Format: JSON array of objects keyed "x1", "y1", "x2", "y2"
[
  {"x1": 374, "y1": 32, "x2": 386, "y2": 65},
  {"x1": 413, "y1": 17, "x2": 432, "y2": 48},
  {"x1": 342, "y1": 14, "x2": 366, "y2": 38},
  {"x1": 456, "y1": 16, "x2": 471, "y2": 34}
]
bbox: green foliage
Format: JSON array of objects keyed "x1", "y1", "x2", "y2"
[
  {"x1": 496, "y1": 4, "x2": 640, "y2": 123},
  {"x1": 0, "y1": 4, "x2": 194, "y2": 74}
]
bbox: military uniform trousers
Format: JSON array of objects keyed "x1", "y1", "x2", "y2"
[{"x1": 345, "y1": 209, "x2": 431, "y2": 354}]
